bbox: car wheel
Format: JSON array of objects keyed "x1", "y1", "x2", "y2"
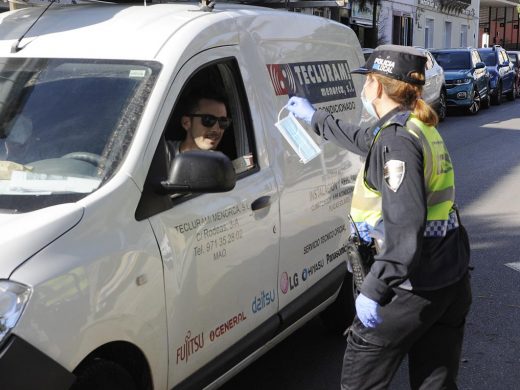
[
  {"x1": 491, "y1": 82, "x2": 502, "y2": 105},
  {"x1": 320, "y1": 272, "x2": 355, "y2": 335},
  {"x1": 467, "y1": 88, "x2": 481, "y2": 115},
  {"x1": 436, "y1": 89, "x2": 447, "y2": 121},
  {"x1": 507, "y1": 82, "x2": 515, "y2": 101},
  {"x1": 482, "y1": 84, "x2": 491, "y2": 109}
]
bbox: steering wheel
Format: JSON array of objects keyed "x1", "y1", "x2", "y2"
[{"x1": 61, "y1": 152, "x2": 103, "y2": 166}]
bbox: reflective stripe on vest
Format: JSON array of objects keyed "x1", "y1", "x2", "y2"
[{"x1": 350, "y1": 113, "x2": 456, "y2": 239}]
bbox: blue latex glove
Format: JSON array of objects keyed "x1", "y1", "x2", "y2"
[
  {"x1": 355, "y1": 293, "x2": 382, "y2": 328},
  {"x1": 286, "y1": 96, "x2": 316, "y2": 124}
]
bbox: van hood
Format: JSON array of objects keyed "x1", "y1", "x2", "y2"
[
  {"x1": 0, "y1": 204, "x2": 84, "y2": 279},
  {"x1": 443, "y1": 70, "x2": 471, "y2": 80}
]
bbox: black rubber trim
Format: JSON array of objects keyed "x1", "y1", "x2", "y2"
[
  {"x1": 173, "y1": 315, "x2": 280, "y2": 390},
  {"x1": 0, "y1": 335, "x2": 75, "y2": 389},
  {"x1": 278, "y1": 262, "x2": 347, "y2": 331},
  {"x1": 172, "y1": 263, "x2": 346, "y2": 390}
]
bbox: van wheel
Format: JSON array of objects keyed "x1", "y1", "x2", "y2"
[
  {"x1": 320, "y1": 272, "x2": 355, "y2": 335},
  {"x1": 70, "y1": 359, "x2": 137, "y2": 390}
]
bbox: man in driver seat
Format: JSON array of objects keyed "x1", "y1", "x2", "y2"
[{"x1": 167, "y1": 89, "x2": 231, "y2": 158}]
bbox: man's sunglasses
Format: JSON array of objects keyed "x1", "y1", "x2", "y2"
[{"x1": 187, "y1": 114, "x2": 232, "y2": 129}]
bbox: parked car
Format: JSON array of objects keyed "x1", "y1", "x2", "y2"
[
  {"x1": 362, "y1": 47, "x2": 374, "y2": 61},
  {"x1": 431, "y1": 47, "x2": 491, "y2": 115},
  {"x1": 416, "y1": 47, "x2": 447, "y2": 121},
  {"x1": 507, "y1": 50, "x2": 520, "y2": 98},
  {"x1": 477, "y1": 45, "x2": 516, "y2": 104},
  {"x1": 361, "y1": 47, "x2": 446, "y2": 121}
]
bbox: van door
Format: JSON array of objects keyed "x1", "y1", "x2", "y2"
[
  {"x1": 144, "y1": 51, "x2": 280, "y2": 387},
  {"x1": 253, "y1": 38, "x2": 363, "y2": 314}
]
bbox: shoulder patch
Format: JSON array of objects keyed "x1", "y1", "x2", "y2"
[{"x1": 384, "y1": 160, "x2": 405, "y2": 192}]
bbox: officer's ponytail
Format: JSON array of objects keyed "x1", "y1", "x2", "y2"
[
  {"x1": 373, "y1": 72, "x2": 439, "y2": 127},
  {"x1": 413, "y1": 97, "x2": 438, "y2": 127}
]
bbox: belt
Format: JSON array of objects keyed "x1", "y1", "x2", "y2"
[{"x1": 424, "y1": 211, "x2": 459, "y2": 238}]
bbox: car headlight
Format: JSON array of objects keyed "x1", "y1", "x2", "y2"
[
  {"x1": 452, "y1": 78, "x2": 472, "y2": 85},
  {"x1": 0, "y1": 280, "x2": 31, "y2": 345}
]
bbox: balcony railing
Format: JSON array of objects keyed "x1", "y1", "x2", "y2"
[{"x1": 439, "y1": 0, "x2": 471, "y2": 12}]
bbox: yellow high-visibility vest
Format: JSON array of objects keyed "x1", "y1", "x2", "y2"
[{"x1": 350, "y1": 113, "x2": 456, "y2": 239}]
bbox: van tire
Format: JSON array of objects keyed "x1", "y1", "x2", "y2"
[
  {"x1": 320, "y1": 272, "x2": 355, "y2": 335},
  {"x1": 70, "y1": 359, "x2": 138, "y2": 390}
]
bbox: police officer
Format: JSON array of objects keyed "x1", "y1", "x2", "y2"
[{"x1": 286, "y1": 45, "x2": 472, "y2": 390}]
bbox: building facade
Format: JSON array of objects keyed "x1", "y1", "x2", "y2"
[
  {"x1": 284, "y1": 0, "x2": 480, "y2": 49},
  {"x1": 479, "y1": 1, "x2": 520, "y2": 49},
  {"x1": 373, "y1": 0, "x2": 480, "y2": 48}
]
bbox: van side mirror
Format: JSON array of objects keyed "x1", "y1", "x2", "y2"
[
  {"x1": 475, "y1": 62, "x2": 486, "y2": 69},
  {"x1": 160, "y1": 150, "x2": 236, "y2": 194}
]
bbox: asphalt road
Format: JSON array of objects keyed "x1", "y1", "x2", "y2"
[{"x1": 221, "y1": 98, "x2": 520, "y2": 390}]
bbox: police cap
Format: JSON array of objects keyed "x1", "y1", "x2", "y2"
[{"x1": 352, "y1": 44, "x2": 427, "y2": 86}]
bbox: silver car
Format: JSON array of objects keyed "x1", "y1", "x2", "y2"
[
  {"x1": 361, "y1": 47, "x2": 447, "y2": 121},
  {"x1": 417, "y1": 47, "x2": 447, "y2": 121}
]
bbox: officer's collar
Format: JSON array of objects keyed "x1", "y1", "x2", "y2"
[{"x1": 371, "y1": 107, "x2": 411, "y2": 136}]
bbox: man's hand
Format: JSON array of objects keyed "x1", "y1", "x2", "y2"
[
  {"x1": 286, "y1": 96, "x2": 316, "y2": 124},
  {"x1": 355, "y1": 293, "x2": 382, "y2": 328}
]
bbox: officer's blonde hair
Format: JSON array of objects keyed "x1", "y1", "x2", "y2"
[{"x1": 373, "y1": 72, "x2": 439, "y2": 127}]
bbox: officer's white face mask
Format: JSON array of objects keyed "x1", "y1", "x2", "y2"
[{"x1": 361, "y1": 87, "x2": 379, "y2": 120}]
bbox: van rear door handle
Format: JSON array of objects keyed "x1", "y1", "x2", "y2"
[{"x1": 251, "y1": 196, "x2": 271, "y2": 211}]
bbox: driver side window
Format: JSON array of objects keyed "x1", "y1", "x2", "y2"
[
  {"x1": 164, "y1": 59, "x2": 256, "y2": 177},
  {"x1": 135, "y1": 58, "x2": 258, "y2": 220}
]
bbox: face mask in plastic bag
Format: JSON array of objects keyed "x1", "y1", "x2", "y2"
[{"x1": 275, "y1": 109, "x2": 321, "y2": 164}]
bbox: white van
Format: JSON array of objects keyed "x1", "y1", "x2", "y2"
[{"x1": 0, "y1": 2, "x2": 365, "y2": 389}]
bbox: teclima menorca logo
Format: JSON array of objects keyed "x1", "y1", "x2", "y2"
[{"x1": 267, "y1": 60, "x2": 357, "y2": 103}]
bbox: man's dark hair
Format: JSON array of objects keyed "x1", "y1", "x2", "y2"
[{"x1": 182, "y1": 88, "x2": 228, "y2": 115}]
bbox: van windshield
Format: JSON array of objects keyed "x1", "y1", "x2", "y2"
[{"x1": 0, "y1": 58, "x2": 160, "y2": 213}]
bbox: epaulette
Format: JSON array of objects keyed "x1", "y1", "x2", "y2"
[{"x1": 381, "y1": 110, "x2": 411, "y2": 128}]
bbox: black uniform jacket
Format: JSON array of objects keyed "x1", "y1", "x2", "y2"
[{"x1": 312, "y1": 108, "x2": 470, "y2": 305}]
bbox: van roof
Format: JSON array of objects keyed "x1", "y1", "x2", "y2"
[{"x1": 0, "y1": 3, "x2": 290, "y2": 59}]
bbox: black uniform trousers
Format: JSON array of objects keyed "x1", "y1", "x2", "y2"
[{"x1": 341, "y1": 273, "x2": 472, "y2": 390}]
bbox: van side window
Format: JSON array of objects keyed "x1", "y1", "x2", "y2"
[
  {"x1": 135, "y1": 58, "x2": 257, "y2": 220},
  {"x1": 164, "y1": 59, "x2": 256, "y2": 177}
]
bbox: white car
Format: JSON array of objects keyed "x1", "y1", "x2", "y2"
[
  {"x1": 361, "y1": 47, "x2": 447, "y2": 122},
  {"x1": 417, "y1": 47, "x2": 447, "y2": 122}
]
